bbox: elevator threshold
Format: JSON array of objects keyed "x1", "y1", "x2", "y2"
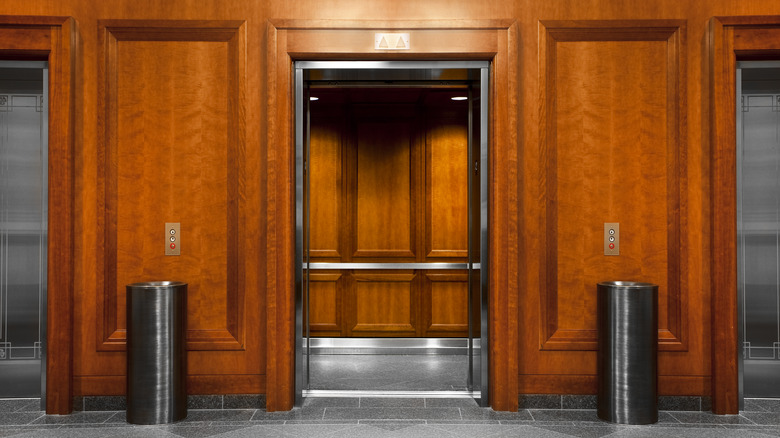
[
  {"x1": 306, "y1": 337, "x2": 480, "y2": 355},
  {"x1": 304, "y1": 390, "x2": 479, "y2": 399}
]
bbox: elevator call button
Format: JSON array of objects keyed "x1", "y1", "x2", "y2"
[
  {"x1": 165, "y1": 223, "x2": 180, "y2": 256},
  {"x1": 604, "y1": 223, "x2": 619, "y2": 256}
]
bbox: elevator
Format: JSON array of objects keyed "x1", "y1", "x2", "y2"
[
  {"x1": 738, "y1": 61, "x2": 780, "y2": 399},
  {"x1": 294, "y1": 61, "x2": 489, "y2": 406},
  {"x1": 0, "y1": 61, "x2": 48, "y2": 402}
]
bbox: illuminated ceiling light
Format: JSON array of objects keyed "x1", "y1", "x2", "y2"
[
  {"x1": 310, "y1": 96, "x2": 319, "y2": 101},
  {"x1": 451, "y1": 96, "x2": 467, "y2": 101}
]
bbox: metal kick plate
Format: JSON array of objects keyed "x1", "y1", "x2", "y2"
[
  {"x1": 604, "y1": 222, "x2": 619, "y2": 256},
  {"x1": 165, "y1": 222, "x2": 180, "y2": 256}
]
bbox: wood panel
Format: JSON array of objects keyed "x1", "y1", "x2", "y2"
[
  {"x1": 537, "y1": 21, "x2": 686, "y2": 352},
  {"x1": 352, "y1": 117, "x2": 418, "y2": 258},
  {"x1": 708, "y1": 15, "x2": 780, "y2": 415},
  {"x1": 309, "y1": 115, "x2": 343, "y2": 259},
  {"x1": 424, "y1": 273, "x2": 469, "y2": 335},
  {"x1": 0, "y1": 15, "x2": 77, "y2": 415},
  {"x1": 88, "y1": 19, "x2": 262, "y2": 397},
  {"x1": 97, "y1": 21, "x2": 246, "y2": 352},
  {"x1": 349, "y1": 272, "x2": 417, "y2": 335},
  {"x1": 307, "y1": 273, "x2": 342, "y2": 335},
  {"x1": 426, "y1": 118, "x2": 468, "y2": 258}
]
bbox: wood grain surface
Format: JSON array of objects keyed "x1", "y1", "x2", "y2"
[{"x1": 2, "y1": 0, "x2": 779, "y2": 415}]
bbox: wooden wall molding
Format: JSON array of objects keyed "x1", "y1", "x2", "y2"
[
  {"x1": 266, "y1": 19, "x2": 518, "y2": 411},
  {"x1": 518, "y1": 374, "x2": 710, "y2": 396},
  {"x1": 0, "y1": 15, "x2": 77, "y2": 415},
  {"x1": 96, "y1": 20, "x2": 247, "y2": 351},
  {"x1": 75, "y1": 374, "x2": 265, "y2": 396},
  {"x1": 538, "y1": 20, "x2": 687, "y2": 351},
  {"x1": 708, "y1": 15, "x2": 780, "y2": 416}
]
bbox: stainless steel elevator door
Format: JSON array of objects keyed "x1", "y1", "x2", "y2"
[
  {"x1": 739, "y1": 63, "x2": 780, "y2": 398},
  {"x1": 0, "y1": 62, "x2": 47, "y2": 398}
]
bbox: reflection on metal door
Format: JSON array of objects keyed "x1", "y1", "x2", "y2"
[
  {"x1": 738, "y1": 61, "x2": 780, "y2": 399},
  {"x1": 0, "y1": 61, "x2": 48, "y2": 400}
]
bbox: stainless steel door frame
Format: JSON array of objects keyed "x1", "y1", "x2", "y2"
[
  {"x1": 737, "y1": 60, "x2": 780, "y2": 406},
  {"x1": 0, "y1": 61, "x2": 48, "y2": 408},
  {"x1": 293, "y1": 60, "x2": 490, "y2": 407}
]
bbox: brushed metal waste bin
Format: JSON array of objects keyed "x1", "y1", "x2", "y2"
[
  {"x1": 126, "y1": 281, "x2": 187, "y2": 424},
  {"x1": 597, "y1": 281, "x2": 658, "y2": 425}
]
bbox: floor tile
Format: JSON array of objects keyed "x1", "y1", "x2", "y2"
[
  {"x1": 459, "y1": 407, "x2": 532, "y2": 421},
  {"x1": 561, "y1": 395, "x2": 597, "y2": 410},
  {"x1": 260, "y1": 423, "x2": 367, "y2": 436},
  {"x1": 323, "y1": 407, "x2": 461, "y2": 420},
  {"x1": 5, "y1": 395, "x2": 780, "y2": 437},
  {"x1": 83, "y1": 396, "x2": 126, "y2": 411},
  {"x1": 518, "y1": 395, "x2": 561, "y2": 410},
  {"x1": 741, "y1": 412, "x2": 780, "y2": 425},
  {"x1": 669, "y1": 411, "x2": 756, "y2": 425},
  {"x1": 158, "y1": 424, "x2": 253, "y2": 437},
  {"x1": 6, "y1": 426, "x2": 177, "y2": 438},
  {"x1": 528, "y1": 409, "x2": 602, "y2": 423},
  {"x1": 0, "y1": 399, "x2": 40, "y2": 413},
  {"x1": 250, "y1": 407, "x2": 326, "y2": 421},
  {"x1": 425, "y1": 398, "x2": 480, "y2": 408},
  {"x1": 223, "y1": 395, "x2": 265, "y2": 410},
  {"x1": 178, "y1": 410, "x2": 255, "y2": 423},
  {"x1": 321, "y1": 423, "x2": 456, "y2": 438},
  {"x1": 302, "y1": 397, "x2": 360, "y2": 408},
  {"x1": 533, "y1": 424, "x2": 623, "y2": 438},
  {"x1": 103, "y1": 427, "x2": 183, "y2": 438},
  {"x1": 718, "y1": 426, "x2": 780, "y2": 438},
  {"x1": 658, "y1": 395, "x2": 703, "y2": 411},
  {"x1": 747, "y1": 400, "x2": 780, "y2": 414},
  {"x1": 359, "y1": 398, "x2": 425, "y2": 408},
  {"x1": 426, "y1": 423, "x2": 525, "y2": 436},
  {"x1": 0, "y1": 412, "x2": 44, "y2": 425},
  {"x1": 187, "y1": 396, "x2": 222, "y2": 410}
]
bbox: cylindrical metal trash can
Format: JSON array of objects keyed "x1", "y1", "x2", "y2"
[
  {"x1": 597, "y1": 281, "x2": 658, "y2": 425},
  {"x1": 126, "y1": 281, "x2": 187, "y2": 425}
]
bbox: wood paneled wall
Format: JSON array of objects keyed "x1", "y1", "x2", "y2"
[
  {"x1": 525, "y1": 20, "x2": 689, "y2": 389},
  {"x1": 1, "y1": 0, "x2": 780, "y2": 415},
  {"x1": 307, "y1": 91, "x2": 470, "y2": 337}
]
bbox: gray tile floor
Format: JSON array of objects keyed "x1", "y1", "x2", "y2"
[
  {"x1": 2, "y1": 396, "x2": 780, "y2": 437},
  {"x1": 309, "y1": 354, "x2": 469, "y2": 391}
]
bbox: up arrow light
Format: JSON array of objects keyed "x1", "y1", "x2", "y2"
[{"x1": 375, "y1": 33, "x2": 410, "y2": 50}]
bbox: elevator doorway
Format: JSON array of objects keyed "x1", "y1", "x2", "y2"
[
  {"x1": 0, "y1": 61, "x2": 48, "y2": 401},
  {"x1": 738, "y1": 61, "x2": 780, "y2": 399},
  {"x1": 294, "y1": 61, "x2": 489, "y2": 406}
]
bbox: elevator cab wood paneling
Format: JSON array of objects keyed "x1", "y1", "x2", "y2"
[{"x1": 306, "y1": 88, "x2": 470, "y2": 338}]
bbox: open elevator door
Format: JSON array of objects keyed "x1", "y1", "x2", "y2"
[{"x1": 294, "y1": 61, "x2": 489, "y2": 407}]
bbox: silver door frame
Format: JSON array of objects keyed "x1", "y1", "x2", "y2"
[
  {"x1": 294, "y1": 60, "x2": 490, "y2": 407},
  {"x1": 0, "y1": 60, "x2": 48, "y2": 408},
  {"x1": 736, "y1": 60, "x2": 780, "y2": 407}
]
